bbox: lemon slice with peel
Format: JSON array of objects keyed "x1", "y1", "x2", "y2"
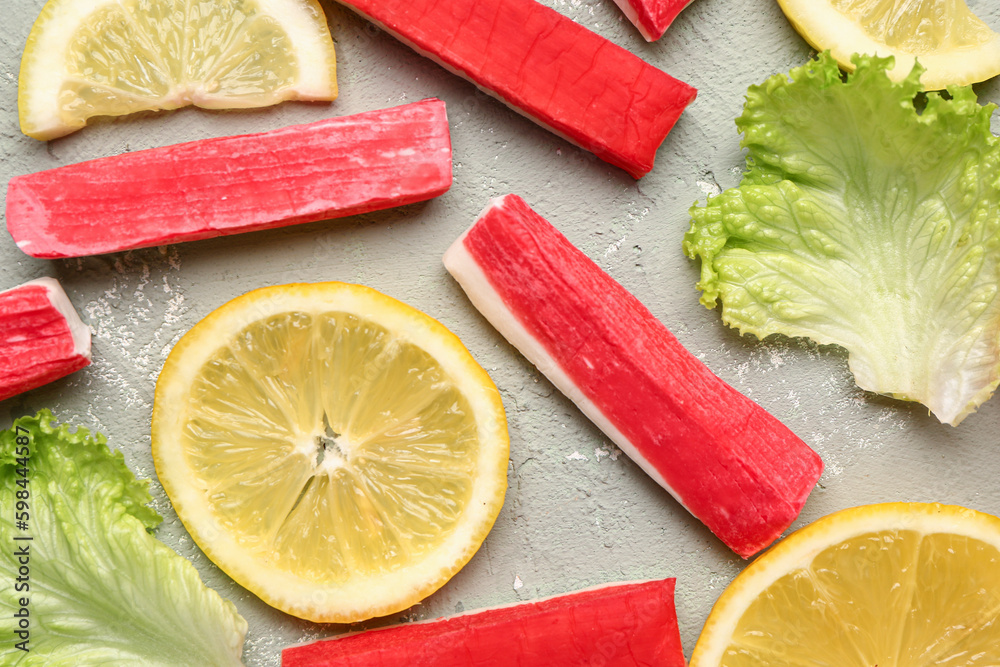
[
  {"x1": 152, "y1": 283, "x2": 509, "y2": 623},
  {"x1": 19, "y1": 0, "x2": 338, "y2": 140},
  {"x1": 777, "y1": 0, "x2": 1000, "y2": 89},
  {"x1": 692, "y1": 502, "x2": 1000, "y2": 665}
]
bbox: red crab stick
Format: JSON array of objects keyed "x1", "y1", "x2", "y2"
[
  {"x1": 612, "y1": 0, "x2": 696, "y2": 41},
  {"x1": 7, "y1": 99, "x2": 453, "y2": 259},
  {"x1": 443, "y1": 195, "x2": 823, "y2": 558},
  {"x1": 331, "y1": 0, "x2": 696, "y2": 178},
  {"x1": 0, "y1": 278, "x2": 91, "y2": 401},
  {"x1": 282, "y1": 579, "x2": 685, "y2": 666}
]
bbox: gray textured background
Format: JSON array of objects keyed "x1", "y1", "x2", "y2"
[{"x1": 2, "y1": 0, "x2": 1000, "y2": 663}]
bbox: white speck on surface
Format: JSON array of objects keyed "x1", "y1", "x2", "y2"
[
  {"x1": 513, "y1": 575, "x2": 523, "y2": 590},
  {"x1": 566, "y1": 451, "x2": 588, "y2": 461},
  {"x1": 80, "y1": 250, "x2": 186, "y2": 412},
  {"x1": 697, "y1": 179, "x2": 722, "y2": 197},
  {"x1": 133, "y1": 263, "x2": 151, "y2": 298},
  {"x1": 595, "y1": 446, "x2": 621, "y2": 462},
  {"x1": 605, "y1": 236, "x2": 626, "y2": 256},
  {"x1": 162, "y1": 291, "x2": 186, "y2": 325}
]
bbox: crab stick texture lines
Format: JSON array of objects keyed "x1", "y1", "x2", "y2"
[
  {"x1": 6, "y1": 99, "x2": 453, "y2": 258},
  {"x1": 444, "y1": 195, "x2": 824, "y2": 558},
  {"x1": 0, "y1": 278, "x2": 91, "y2": 401},
  {"x1": 611, "y1": 0, "x2": 697, "y2": 41},
  {"x1": 282, "y1": 579, "x2": 685, "y2": 666},
  {"x1": 331, "y1": 0, "x2": 696, "y2": 178}
]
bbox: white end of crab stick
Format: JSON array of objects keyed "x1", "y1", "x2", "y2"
[
  {"x1": 0, "y1": 277, "x2": 91, "y2": 401},
  {"x1": 445, "y1": 220, "x2": 690, "y2": 516},
  {"x1": 444, "y1": 195, "x2": 823, "y2": 558}
]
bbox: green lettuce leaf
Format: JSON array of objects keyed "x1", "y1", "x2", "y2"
[
  {"x1": 0, "y1": 411, "x2": 247, "y2": 665},
  {"x1": 684, "y1": 53, "x2": 1000, "y2": 426}
]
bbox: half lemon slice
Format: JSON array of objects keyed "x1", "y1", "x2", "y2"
[
  {"x1": 692, "y1": 503, "x2": 1000, "y2": 665},
  {"x1": 152, "y1": 283, "x2": 509, "y2": 623},
  {"x1": 19, "y1": 0, "x2": 338, "y2": 140},
  {"x1": 776, "y1": 0, "x2": 1000, "y2": 89}
]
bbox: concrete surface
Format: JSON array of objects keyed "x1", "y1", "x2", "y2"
[{"x1": 2, "y1": 0, "x2": 1000, "y2": 663}]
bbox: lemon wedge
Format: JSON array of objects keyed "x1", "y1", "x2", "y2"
[
  {"x1": 19, "y1": 0, "x2": 338, "y2": 140},
  {"x1": 691, "y1": 502, "x2": 1000, "y2": 665},
  {"x1": 152, "y1": 283, "x2": 509, "y2": 623},
  {"x1": 777, "y1": 0, "x2": 1000, "y2": 89}
]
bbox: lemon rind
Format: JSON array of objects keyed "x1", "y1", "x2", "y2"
[
  {"x1": 690, "y1": 502, "x2": 1000, "y2": 665},
  {"x1": 195, "y1": 0, "x2": 338, "y2": 108},
  {"x1": 19, "y1": 0, "x2": 111, "y2": 140},
  {"x1": 152, "y1": 282, "x2": 509, "y2": 623},
  {"x1": 19, "y1": 0, "x2": 338, "y2": 141}
]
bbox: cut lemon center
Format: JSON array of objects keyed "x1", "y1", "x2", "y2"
[
  {"x1": 153, "y1": 283, "x2": 508, "y2": 623},
  {"x1": 183, "y1": 311, "x2": 478, "y2": 581}
]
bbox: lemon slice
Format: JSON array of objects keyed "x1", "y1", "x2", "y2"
[
  {"x1": 691, "y1": 503, "x2": 1000, "y2": 665},
  {"x1": 777, "y1": 0, "x2": 1000, "y2": 89},
  {"x1": 151, "y1": 283, "x2": 509, "y2": 623},
  {"x1": 19, "y1": 0, "x2": 338, "y2": 140}
]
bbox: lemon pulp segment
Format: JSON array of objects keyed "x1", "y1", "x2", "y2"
[
  {"x1": 692, "y1": 503, "x2": 1000, "y2": 666},
  {"x1": 20, "y1": 0, "x2": 337, "y2": 139},
  {"x1": 831, "y1": 0, "x2": 996, "y2": 53},
  {"x1": 184, "y1": 311, "x2": 478, "y2": 581},
  {"x1": 153, "y1": 283, "x2": 508, "y2": 623},
  {"x1": 776, "y1": 0, "x2": 1000, "y2": 89}
]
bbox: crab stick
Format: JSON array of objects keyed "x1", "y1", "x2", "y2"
[
  {"x1": 331, "y1": 0, "x2": 696, "y2": 178},
  {"x1": 0, "y1": 278, "x2": 91, "y2": 401},
  {"x1": 7, "y1": 99, "x2": 453, "y2": 259},
  {"x1": 443, "y1": 195, "x2": 823, "y2": 558},
  {"x1": 282, "y1": 579, "x2": 685, "y2": 666},
  {"x1": 612, "y1": 0, "x2": 696, "y2": 41}
]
